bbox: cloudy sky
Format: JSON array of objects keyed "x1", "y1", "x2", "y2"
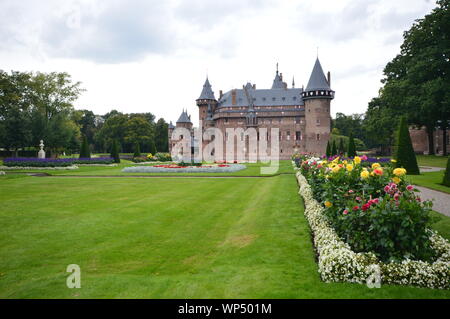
[{"x1": 0, "y1": 0, "x2": 436, "y2": 125}]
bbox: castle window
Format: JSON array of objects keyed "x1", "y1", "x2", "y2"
[
  {"x1": 287, "y1": 131, "x2": 290, "y2": 141},
  {"x1": 295, "y1": 117, "x2": 300, "y2": 124},
  {"x1": 279, "y1": 131, "x2": 282, "y2": 141},
  {"x1": 316, "y1": 119, "x2": 320, "y2": 125},
  {"x1": 296, "y1": 131, "x2": 302, "y2": 141},
  {"x1": 293, "y1": 96, "x2": 297, "y2": 100},
  {"x1": 316, "y1": 134, "x2": 320, "y2": 141},
  {"x1": 272, "y1": 97, "x2": 276, "y2": 101},
  {"x1": 225, "y1": 118, "x2": 228, "y2": 123},
  {"x1": 282, "y1": 97, "x2": 286, "y2": 101},
  {"x1": 262, "y1": 97, "x2": 266, "y2": 101}
]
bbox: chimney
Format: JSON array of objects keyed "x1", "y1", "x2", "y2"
[
  {"x1": 231, "y1": 89, "x2": 236, "y2": 105},
  {"x1": 327, "y1": 71, "x2": 331, "y2": 86},
  {"x1": 252, "y1": 84, "x2": 256, "y2": 89},
  {"x1": 280, "y1": 72, "x2": 283, "y2": 81},
  {"x1": 219, "y1": 90, "x2": 223, "y2": 99}
]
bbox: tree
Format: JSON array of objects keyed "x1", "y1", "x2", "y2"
[
  {"x1": 347, "y1": 132, "x2": 357, "y2": 157},
  {"x1": 133, "y1": 142, "x2": 141, "y2": 158},
  {"x1": 331, "y1": 140, "x2": 337, "y2": 156},
  {"x1": 393, "y1": 117, "x2": 420, "y2": 175},
  {"x1": 155, "y1": 118, "x2": 169, "y2": 152},
  {"x1": 149, "y1": 139, "x2": 157, "y2": 155},
  {"x1": 333, "y1": 113, "x2": 364, "y2": 140},
  {"x1": 124, "y1": 116, "x2": 154, "y2": 151},
  {"x1": 79, "y1": 134, "x2": 91, "y2": 158},
  {"x1": 110, "y1": 140, "x2": 120, "y2": 163},
  {"x1": 371, "y1": 0, "x2": 450, "y2": 155},
  {"x1": 0, "y1": 71, "x2": 33, "y2": 155},
  {"x1": 443, "y1": 157, "x2": 450, "y2": 187},
  {"x1": 326, "y1": 140, "x2": 331, "y2": 157},
  {"x1": 339, "y1": 138, "x2": 346, "y2": 155},
  {"x1": 29, "y1": 72, "x2": 83, "y2": 154}
]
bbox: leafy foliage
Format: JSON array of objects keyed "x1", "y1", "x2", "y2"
[
  {"x1": 443, "y1": 156, "x2": 450, "y2": 187},
  {"x1": 347, "y1": 132, "x2": 356, "y2": 157},
  {"x1": 79, "y1": 135, "x2": 91, "y2": 159},
  {"x1": 110, "y1": 140, "x2": 121, "y2": 164}
]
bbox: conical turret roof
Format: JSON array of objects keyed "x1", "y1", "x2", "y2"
[
  {"x1": 176, "y1": 110, "x2": 192, "y2": 123},
  {"x1": 197, "y1": 77, "x2": 216, "y2": 100},
  {"x1": 305, "y1": 58, "x2": 330, "y2": 91}
]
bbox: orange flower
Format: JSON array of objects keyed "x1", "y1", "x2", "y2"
[{"x1": 373, "y1": 168, "x2": 383, "y2": 176}]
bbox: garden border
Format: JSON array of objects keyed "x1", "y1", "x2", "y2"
[{"x1": 294, "y1": 167, "x2": 450, "y2": 290}]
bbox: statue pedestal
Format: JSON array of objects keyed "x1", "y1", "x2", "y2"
[{"x1": 38, "y1": 150, "x2": 46, "y2": 159}]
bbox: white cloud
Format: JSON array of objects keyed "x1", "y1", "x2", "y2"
[{"x1": 0, "y1": 0, "x2": 437, "y2": 125}]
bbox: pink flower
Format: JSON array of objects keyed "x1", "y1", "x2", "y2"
[
  {"x1": 372, "y1": 198, "x2": 379, "y2": 204},
  {"x1": 356, "y1": 197, "x2": 361, "y2": 201},
  {"x1": 384, "y1": 185, "x2": 390, "y2": 193},
  {"x1": 348, "y1": 190, "x2": 354, "y2": 194},
  {"x1": 353, "y1": 206, "x2": 359, "y2": 211},
  {"x1": 362, "y1": 203, "x2": 370, "y2": 211},
  {"x1": 406, "y1": 185, "x2": 413, "y2": 191},
  {"x1": 343, "y1": 210, "x2": 349, "y2": 215},
  {"x1": 361, "y1": 155, "x2": 368, "y2": 161},
  {"x1": 394, "y1": 193, "x2": 400, "y2": 201}
]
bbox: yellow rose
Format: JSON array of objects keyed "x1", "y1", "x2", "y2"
[
  {"x1": 346, "y1": 164, "x2": 354, "y2": 172},
  {"x1": 391, "y1": 159, "x2": 397, "y2": 163},
  {"x1": 393, "y1": 168, "x2": 407, "y2": 176},
  {"x1": 332, "y1": 166, "x2": 341, "y2": 173},
  {"x1": 360, "y1": 171, "x2": 370, "y2": 179},
  {"x1": 343, "y1": 160, "x2": 348, "y2": 165},
  {"x1": 353, "y1": 156, "x2": 361, "y2": 164},
  {"x1": 332, "y1": 157, "x2": 340, "y2": 163},
  {"x1": 325, "y1": 201, "x2": 333, "y2": 208},
  {"x1": 371, "y1": 163, "x2": 381, "y2": 169},
  {"x1": 392, "y1": 177, "x2": 401, "y2": 184}
]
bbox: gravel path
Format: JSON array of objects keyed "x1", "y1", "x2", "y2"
[
  {"x1": 414, "y1": 185, "x2": 450, "y2": 217},
  {"x1": 419, "y1": 166, "x2": 445, "y2": 172}
]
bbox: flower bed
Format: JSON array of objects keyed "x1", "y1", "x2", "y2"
[
  {"x1": 293, "y1": 159, "x2": 450, "y2": 289},
  {"x1": 0, "y1": 165, "x2": 79, "y2": 170},
  {"x1": 3, "y1": 157, "x2": 114, "y2": 167},
  {"x1": 122, "y1": 164, "x2": 246, "y2": 174}
]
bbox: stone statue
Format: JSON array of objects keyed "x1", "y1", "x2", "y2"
[{"x1": 38, "y1": 140, "x2": 46, "y2": 159}]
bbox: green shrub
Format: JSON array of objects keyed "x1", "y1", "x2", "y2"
[
  {"x1": 110, "y1": 140, "x2": 121, "y2": 164},
  {"x1": 347, "y1": 132, "x2": 356, "y2": 157},
  {"x1": 133, "y1": 142, "x2": 141, "y2": 158},
  {"x1": 393, "y1": 117, "x2": 420, "y2": 175},
  {"x1": 326, "y1": 141, "x2": 331, "y2": 157},
  {"x1": 339, "y1": 138, "x2": 345, "y2": 155},
  {"x1": 443, "y1": 156, "x2": 450, "y2": 187},
  {"x1": 79, "y1": 135, "x2": 91, "y2": 159},
  {"x1": 331, "y1": 140, "x2": 337, "y2": 156}
]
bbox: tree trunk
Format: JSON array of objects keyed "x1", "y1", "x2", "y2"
[{"x1": 426, "y1": 125, "x2": 435, "y2": 155}]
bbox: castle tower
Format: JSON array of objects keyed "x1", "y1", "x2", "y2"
[
  {"x1": 196, "y1": 77, "x2": 217, "y2": 132},
  {"x1": 302, "y1": 58, "x2": 335, "y2": 155},
  {"x1": 176, "y1": 109, "x2": 193, "y2": 130}
]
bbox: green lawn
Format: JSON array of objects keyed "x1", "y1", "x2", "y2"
[
  {"x1": 3, "y1": 160, "x2": 295, "y2": 177},
  {"x1": 408, "y1": 171, "x2": 450, "y2": 194},
  {"x1": 417, "y1": 155, "x2": 449, "y2": 168},
  {"x1": 1, "y1": 171, "x2": 450, "y2": 298}
]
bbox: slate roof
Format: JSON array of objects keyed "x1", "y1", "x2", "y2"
[
  {"x1": 197, "y1": 77, "x2": 216, "y2": 100},
  {"x1": 271, "y1": 72, "x2": 285, "y2": 89},
  {"x1": 168, "y1": 121, "x2": 175, "y2": 129},
  {"x1": 218, "y1": 87, "x2": 304, "y2": 107},
  {"x1": 176, "y1": 110, "x2": 192, "y2": 123},
  {"x1": 305, "y1": 58, "x2": 330, "y2": 91}
]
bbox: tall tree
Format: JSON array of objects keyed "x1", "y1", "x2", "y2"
[
  {"x1": 347, "y1": 132, "x2": 357, "y2": 157},
  {"x1": 155, "y1": 118, "x2": 169, "y2": 152},
  {"x1": 79, "y1": 134, "x2": 91, "y2": 158}
]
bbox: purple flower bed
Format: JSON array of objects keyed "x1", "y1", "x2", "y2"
[{"x1": 3, "y1": 157, "x2": 114, "y2": 167}]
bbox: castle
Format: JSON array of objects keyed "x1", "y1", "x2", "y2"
[{"x1": 168, "y1": 58, "x2": 335, "y2": 160}]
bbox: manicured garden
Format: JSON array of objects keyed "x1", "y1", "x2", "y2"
[{"x1": 1, "y1": 163, "x2": 450, "y2": 298}]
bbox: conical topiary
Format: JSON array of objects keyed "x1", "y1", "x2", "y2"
[
  {"x1": 149, "y1": 139, "x2": 157, "y2": 155},
  {"x1": 331, "y1": 140, "x2": 337, "y2": 156},
  {"x1": 442, "y1": 157, "x2": 450, "y2": 187},
  {"x1": 79, "y1": 135, "x2": 91, "y2": 158},
  {"x1": 110, "y1": 140, "x2": 121, "y2": 163},
  {"x1": 326, "y1": 140, "x2": 331, "y2": 157},
  {"x1": 347, "y1": 132, "x2": 356, "y2": 157},
  {"x1": 393, "y1": 117, "x2": 419, "y2": 175},
  {"x1": 133, "y1": 142, "x2": 141, "y2": 158},
  {"x1": 339, "y1": 138, "x2": 345, "y2": 155}
]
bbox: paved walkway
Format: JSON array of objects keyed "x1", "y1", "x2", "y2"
[
  {"x1": 419, "y1": 166, "x2": 445, "y2": 172},
  {"x1": 414, "y1": 185, "x2": 450, "y2": 217}
]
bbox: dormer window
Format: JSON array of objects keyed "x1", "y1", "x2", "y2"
[{"x1": 272, "y1": 97, "x2": 276, "y2": 101}]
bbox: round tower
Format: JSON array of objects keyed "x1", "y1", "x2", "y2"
[
  {"x1": 196, "y1": 77, "x2": 217, "y2": 132},
  {"x1": 302, "y1": 58, "x2": 335, "y2": 155}
]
